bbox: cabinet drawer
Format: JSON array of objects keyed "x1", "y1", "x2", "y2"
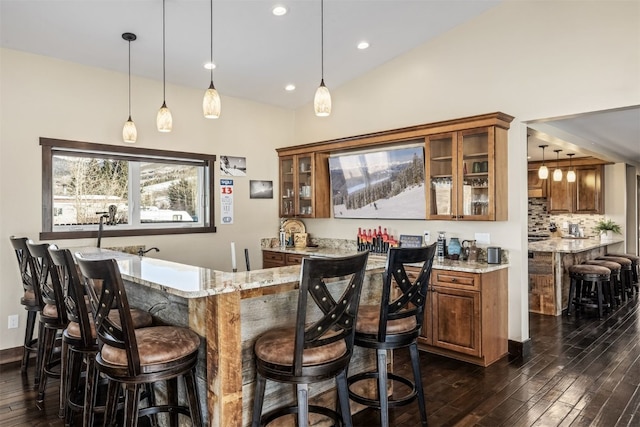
[
  {"x1": 262, "y1": 251, "x2": 285, "y2": 267},
  {"x1": 432, "y1": 270, "x2": 479, "y2": 290},
  {"x1": 286, "y1": 254, "x2": 305, "y2": 265}
]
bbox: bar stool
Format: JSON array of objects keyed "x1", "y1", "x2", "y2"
[
  {"x1": 75, "y1": 254, "x2": 203, "y2": 427},
  {"x1": 597, "y1": 256, "x2": 633, "y2": 301},
  {"x1": 251, "y1": 252, "x2": 369, "y2": 427},
  {"x1": 583, "y1": 260, "x2": 621, "y2": 307},
  {"x1": 348, "y1": 244, "x2": 437, "y2": 427},
  {"x1": 9, "y1": 236, "x2": 41, "y2": 373},
  {"x1": 49, "y1": 247, "x2": 154, "y2": 425},
  {"x1": 566, "y1": 264, "x2": 611, "y2": 318},
  {"x1": 26, "y1": 240, "x2": 68, "y2": 407},
  {"x1": 606, "y1": 253, "x2": 639, "y2": 295}
]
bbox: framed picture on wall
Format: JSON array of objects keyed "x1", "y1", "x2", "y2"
[
  {"x1": 250, "y1": 180, "x2": 273, "y2": 199},
  {"x1": 220, "y1": 155, "x2": 247, "y2": 176}
]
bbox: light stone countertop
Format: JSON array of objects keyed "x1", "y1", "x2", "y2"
[
  {"x1": 527, "y1": 236, "x2": 625, "y2": 253},
  {"x1": 264, "y1": 246, "x2": 509, "y2": 274},
  {"x1": 72, "y1": 247, "x2": 387, "y2": 299}
]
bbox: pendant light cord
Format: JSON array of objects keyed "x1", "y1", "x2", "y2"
[
  {"x1": 210, "y1": 0, "x2": 213, "y2": 82},
  {"x1": 128, "y1": 38, "x2": 132, "y2": 118},
  {"x1": 320, "y1": 0, "x2": 324, "y2": 81},
  {"x1": 162, "y1": 0, "x2": 166, "y2": 101}
]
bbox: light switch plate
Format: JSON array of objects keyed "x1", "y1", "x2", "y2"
[
  {"x1": 8, "y1": 315, "x2": 18, "y2": 329},
  {"x1": 475, "y1": 232, "x2": 490, "y2": 245}
]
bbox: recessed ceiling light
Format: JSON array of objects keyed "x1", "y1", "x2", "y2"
[
  {"x1": 357, "y1": 41, "x2": 370, "y2": 50},
  {"x1": 272, "y1": 5, "x2": 287, "y2": 16},
  {"x1": 285, "y1": 84, "x2": 296, "y2": 91},
  {"x1": 204, "y1": 62, "x2": 216, "y2": 70}
]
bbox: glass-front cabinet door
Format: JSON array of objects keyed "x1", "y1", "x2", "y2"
[
  {"x1": 426, "y1": 133, "x2": 456, "y2": 219},
  {"x1": 296, "y1": 155, "x2": 313, "y2": 217},
  {"x1": 458, "y1": 127, "x2": 493, "y2": 220},
  {"x1": 279, "y1": 154, "x2": 315, "y2": 218}
]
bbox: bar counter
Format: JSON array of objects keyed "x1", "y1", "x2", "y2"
[
  {"x1": 527, "y1": 237, "x2": 625, "y2": 315},
  {"x1": 74, "y1": 247, "x2": 387, "y2": 426}
]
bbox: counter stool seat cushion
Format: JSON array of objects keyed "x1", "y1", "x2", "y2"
[
  {"x1": 356, "y1": 305, "x2": 416, "y2": 335},
  {"x1": 21, "y1": 289, "x2": 38, "y2": 306},
  {"x1": 606, "y1": 253, "x2": 640, "y2": 263},
  {"x1": 569, "y1": 264, "x2": 611, "y2": 276},
  {"x1": 255, "y1": 326, "x2": 346, "y2": 366},
  {"x1": 99, "y1": 326, "x2": 200, "y2": 368},
  {"x1": 583, "y1": 260, "x2": 621, "y2": 271},
  {"x1": 597, "y1": 256, "x2": 632, "y2": 268}
]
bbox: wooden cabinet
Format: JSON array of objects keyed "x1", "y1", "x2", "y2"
[
  {"x1": 262, "y1": 250, "x2": 306, "y2": 268},
  {"x1": 418, "y1": 268, "x2": 508, "y2": 367},
  {"x1": 425, "y1": 126, "x2": 508, "y2": 221},
  {"x1": 547, "y1": 165, "x2": 603, "y2": 214},
  {"x1": 279, "y1": 153, "x2": 330, "y2": 218},
  {"x1": 528, "y1": 169, "x2": 547, "y2": 198}
]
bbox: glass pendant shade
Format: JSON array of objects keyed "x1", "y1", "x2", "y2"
[
  {"x1": 203, "y1": 82, "x2": 221, "y2": 119},
  {"x1": 553, "y1": 168, "x2": 563, "y2": 181},
  {"x1": 538, "y1": 165, "x2": 549, "y2": 179},
  {"x1": 314, "y1": 80, "x2": 331, "y2": 117},
  {"x1": 123, "y1": 117, "x2": 137, "y2": 143},
  {"x1": 567, "y1": 170, "x2": 576, "y2": 182},
  {"x1": 157, "y1": 101, "x2": 172, "y2": 132}
]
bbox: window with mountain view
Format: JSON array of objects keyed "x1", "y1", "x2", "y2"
[{"x1": 40, "y1": 138, "x2": 216, "y2": 239}]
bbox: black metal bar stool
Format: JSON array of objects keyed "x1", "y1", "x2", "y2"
[
  {"x1": 251, "y1": 252, "x2": 369, "y2": 427},
  {"x1": 26, "y1": 240, "x2": 68, "y2": 407},
  {"x1": 583, "y1": 260, "x2": 622, "y2": 307},
  {"x1": 566, "y1": 264, "x2": 611, "y2": 318},
  {"x1": 597, "y1": 256, "x2": 633, "y2": 301},
  {"x1": 606, "y1": 253, "x2": 639, "y2": 295},
  {"x1": 75, "y1": 254, "x2": 202, "y2": 427},
  {"x1": 9, "y1": 236, "x2": 41, "y2": 373},
  {"x1": 348, "y1": 244, "x2": 437, "y2": 427}
]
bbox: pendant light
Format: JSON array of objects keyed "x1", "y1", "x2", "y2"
[
  {"x1": 157, "y1": 0, "x2": 172, "y2": 132},
  {"x1": 566, "y1": 153, "x2": 576, "y2": 182},
  {"x1": 202, "y1": 0, "x2": 221, "y2": 118},
  {"x1": 553, "y1": 149, "x2": 563, "y2": 181},
  {"x1": 538, "y1": 145, "x2": 549, "y2": 179},
  {"x1": 122, "y1": 33, "x2": 137, "y2": 143},
  {"x1": 314, "y1": 0, "x2": 331, "y2": 117}
]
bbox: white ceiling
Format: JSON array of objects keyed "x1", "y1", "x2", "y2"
[
  {"x1": 0, "y1": 0, "x2": 500, "y2": 109},
  {"x1": 2, "y1": 1, "x2": 638, "y2": 166}
]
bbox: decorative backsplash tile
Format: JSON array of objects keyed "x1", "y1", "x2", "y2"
[{"x1": 527, "y1": 198, "x2": 604, "y2": 236}]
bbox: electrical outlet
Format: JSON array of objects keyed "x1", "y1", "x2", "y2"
[
  {"x1": 475, "y1": 232, "x2": 490, "y2": 245},
  {"x1": 8, "y1": 315, "x2": 18, "y2": 329},
  {"x1": 423, "y1": 230, "x2": 431, "y2": 244}
]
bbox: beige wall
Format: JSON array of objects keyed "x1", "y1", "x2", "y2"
[
  {"x1": 1, "y1": 0, "x2": 638, "y2": 351},
  {"x1": 291, "y1": 0, "x2": 640, "y2": 343},
  {"x1": 0, "y1": 48, "x2": 293, "y2": 350}
]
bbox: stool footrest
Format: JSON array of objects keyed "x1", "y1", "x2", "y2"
[
  {"x1": 261, "y1": 404, "x2": 343, "y2": 427},
  {"x1": 347, "y1": 371, "x2": 418, "y2": 409}
]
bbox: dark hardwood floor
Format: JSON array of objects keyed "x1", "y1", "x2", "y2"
[{"x1": 1, "y1": 296, "x2": 639, "y2": 426}]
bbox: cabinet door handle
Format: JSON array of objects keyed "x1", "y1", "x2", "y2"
[{"x1": 451, "y1": 277, "x2": 457, "y2": 282}]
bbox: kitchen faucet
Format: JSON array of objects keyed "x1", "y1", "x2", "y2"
[
  {"x1": 96, "y1": 205, "x2": 118, "y2": 248},
  {"x1": 138, "y1": 247, "x2": 160, "y2": 257}
]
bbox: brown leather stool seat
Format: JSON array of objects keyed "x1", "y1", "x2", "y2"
[
  {"x1": 252, "y1": 252, "x2": 369, "y2": 427},
  {"x1": 348, "y1": 244, "x2": 437, "y2": 427},
  {"x1": 583, "y1": 260, "x2": 622, "y2": 307},
  {"x1": 76, "y1": 255, "x2": 203, "y2": 427},
  {"x1": 567, "y1": 264, "x2": 611, "y2": 318},
  {"x1": 597, "y1": 256, "x2": 633, "y2": 301},
  {"x1": 606, "y1": 253, "x2": 639, "y2": 294},
  {"x1": 10, "y1": 236, "x2": 41, "y2": 373}
]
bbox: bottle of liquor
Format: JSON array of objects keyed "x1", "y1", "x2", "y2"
[{"x1": 357, "y1": 227, "x2": 362, "y2": 251}]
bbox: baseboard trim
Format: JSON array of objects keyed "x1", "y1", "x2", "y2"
[
  {"x1": 508, "y1": 339, "x2": 532, "y2": 360},
  {"x1": 0, "y1": 346, "x2": 24, "y2": 366}
]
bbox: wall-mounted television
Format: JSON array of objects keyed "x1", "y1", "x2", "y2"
[{"x1": 328, "y1": 145, "x2": 426, "y2": 219}]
